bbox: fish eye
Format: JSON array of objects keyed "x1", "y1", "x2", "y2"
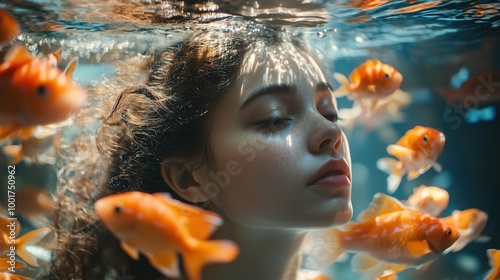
[
  {"x1": 446, "y1": 229, "x2": 452, "y2": 236},
  {"x1": 114, "y1": 206, "x2": 122, "y2": 214},
  {"x1": 385, "y1": 73, "x2": 390, "y2": 79},
  {"x1": 37, "y1": 85, "x2": 48, "y2": 98},
  {"x1": 423, "y1": 135, "x2": 428, "y2": 143}
]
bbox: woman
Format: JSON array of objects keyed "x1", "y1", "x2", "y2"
[{"x1": 43, "y1": 25, "x2": 352, "y2": 280}]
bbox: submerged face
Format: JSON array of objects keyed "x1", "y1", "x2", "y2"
[{"x1": 193, "y1": 40, "x2": 352, "y2": 229}]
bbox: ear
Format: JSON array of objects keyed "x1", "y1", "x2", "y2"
[{"x1": 160, "y1": 159, "x2": 209, "y2": 203}]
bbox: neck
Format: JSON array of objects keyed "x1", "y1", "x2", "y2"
[{"x1": 202, "y1": 211, "x2": 307, "y2": 280}]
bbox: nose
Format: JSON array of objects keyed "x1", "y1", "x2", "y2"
[{"x1": 308, "y1": 114, "x2": 343, "y2": 154}]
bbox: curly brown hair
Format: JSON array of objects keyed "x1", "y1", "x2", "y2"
[{"x1": 39, "y1": 26, "x2": 310, "y2": 280}]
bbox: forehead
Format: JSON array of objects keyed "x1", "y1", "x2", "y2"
[{"x1": 236, "y1": 40, "x2": 328, "y2": 97}]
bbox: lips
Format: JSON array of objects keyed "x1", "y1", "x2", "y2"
[{"x1": 308, "y1": 158, "x2": 351, "y2": 187}]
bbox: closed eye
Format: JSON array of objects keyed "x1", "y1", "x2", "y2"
[
  {"x1": 256, "y1": 117, "x2": 292, "y2": 133},
  {"x1": 324, "y1": 113, "x2": 341, "y2": 122}
]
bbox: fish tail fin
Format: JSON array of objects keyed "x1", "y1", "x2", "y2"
[
  {"x1": 16, "y1": 227, "x2": 52, "y2": 267},
  {"x1": 376, "y1": 158, "x2": 402, "y2": 194},
  {"x1": 3, "y1": 145, "x2": 24, "y2": 165},
  {"x1": 303, "y1": 227, "x2": 345, "y2": 269},
  {"x1": 333, "y1": 73, "x2": 350, "y2": 97},
  {"x1": 183, "y1": 239, "x2": 239, "y2": 280},
  {"x1": 484, "y1": 249, "x2": 500, "y2": 280},
  {"x1": 338, "y1": 105, "x2": 362, "y2": 133}
]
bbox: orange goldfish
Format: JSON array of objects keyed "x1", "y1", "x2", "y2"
[
  {"x1": 2, "y1": 125, "x2": 58, "y2": 165},
  {"x1": 404, "y1": 185, "x2": 449, "y2": 217},
  {"x1": 0, "y1": 226, "x2": 51, "y2": 267},
  {"x1": 443, "y1": 70, "x2": 500, "y2": 109},
  {"x1": 2, "y1": 124, "x2": 59, "y2": 165},
  {"x1": 484, "y1": 249, "x2": 500, "y2": 280},
  {"x1": 307, "y1": 193, "x2": 459, "y2": 277},
  {"x1": 0, "y1": 45, "x2": 86, "y2": 140},
  {"x1": 0, "y1": 257, "x2": 28, "y2": 271},
  {"x1": 338, "y1": 88, "x2": 411, "y2": 132},
  {"x1": 0, "y1": 272, "x2": 31, "y2": 280},
  {"x1": 334, "y1": 59, "x2": 403, "y2": 114},
  {"x1": 9, "y1": 185, "x2": 56, "y2": 228},
  {"x1": 377, "y1": 126, "x2": 445, "y2": 193},
  {"x1": 441, "y1": 208, "x2": 488, "y2": 253},
  {"x1": 95, "y1": 191, "x2": 239, "y2": 280},
  {"x1": 0, "y1": 9, "x2": 20, "y2": 45}
]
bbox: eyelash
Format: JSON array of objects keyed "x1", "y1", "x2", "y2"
[
  {"x1": 256, "y1": 117, "x2": 292, "y2": 132},
  {"x1": 324, "y1": 113, "x2": 341, "y2": 122},
  {"x1": 256, "y1": 113, "x2": 341, "y2": 133}
]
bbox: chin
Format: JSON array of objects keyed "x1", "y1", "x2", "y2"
[
  {"x1": 295, "y1": 198, "x2": 354, "y2": 229},
  {"x1": 329, "y1": 204, "x2": 353, "y2": 226}
]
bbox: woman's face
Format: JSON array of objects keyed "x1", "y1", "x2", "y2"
[{"x1": 193, "y1": 42, "x2": 352, "y2": 229}]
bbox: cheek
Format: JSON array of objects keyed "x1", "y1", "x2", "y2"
[{"x1": 209, "y1": 137, "x2": 302, "y2": 225}]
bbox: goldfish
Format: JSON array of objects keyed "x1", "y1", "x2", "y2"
[
  {"x1": 484, "y1": 249, "x2": 500, "y2": 280},
  {"x1": 404, "y1": 185, "x2": 449, "y2": 217},
  {"x1": 8, "y1": 185, "x2": 56, "y2": 228},
  {"x1": 95, "y1": 191, "x2": 239, "y2": 280},
  {"x1": 306, "y1": 193, "x2": 459, "y2": 278},
  {"x1": 0, "y1": 9, "x2": 20, "y2": 45},
  {"x1": 0, "y1": 225, "x2": 51, "y2": 267},
  {"x1": 2, "y1": 124, "x2": 59, "y2": 165},
  {"x1": 377, "y1": 126, "x2": 445, "y2": 194},
  {"x1": 0, "y1": 272, "x2": 32, "y2": 280},
  {"x1": 443, "y1": 70, "x2": 500, "y2": 109},
  {"x1": 0, "y1": 45, "x2": 86, "y2": 140},
  {"x1": 334, "y1": 59, "x2": 403, "y2": 114},
  {"x1": 0, "y1": 257, "x2": 28, "y2": 271},
  {"x1": 441, "y1": 208, "x2": 489, "y2": 253},
  {"x1": 338, "y1": 88, "x2": 411, "y2": 132}
]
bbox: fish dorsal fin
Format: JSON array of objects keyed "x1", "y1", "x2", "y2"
[
  {"x1": 153, "y1": 193, "x2": 222, "y2": 240},
  {"x1": 406, "y1": 240, "x2": 432, "y2": 256},
  {"x1": 121, "y1": 241, "x2": 139, "y2": 260},
  {"x1": 3, "y1": 45, "x2": 33, "y2": 66},
  {"x1": 51, "y1": 48, "x2": 62, "y2": 62},
  {"x1": 366, "y1": 59, "x2": 381, "y2": 67},
  {"x1": 63, "y1": 57, "x2": 78, "y2": 78},
  {"x1": 356, "y1": 193, "x2": 406, "y2": 222}
]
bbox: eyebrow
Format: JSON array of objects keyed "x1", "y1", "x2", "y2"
[
  {"x1": 240, "y1": 84, "x2": 296, "y2": 110},
  {"x1": 239, "y1": 82, "x2": 333, "y2": 110}
]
